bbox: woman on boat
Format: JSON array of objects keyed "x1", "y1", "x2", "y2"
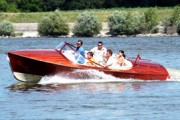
[{"x1": 117, "y1": 50, "x2": 126, "y2": 66}]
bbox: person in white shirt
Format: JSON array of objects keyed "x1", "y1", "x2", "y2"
[
  {"x1": 90, "y1": 41, "x2": 107, "y2": 65},
  {"x1": 103, "y1": 49, "x2": 119, "y2": 69},
  {"x1": 104, "y1": 49, "x2": 133, "y2": 70}
]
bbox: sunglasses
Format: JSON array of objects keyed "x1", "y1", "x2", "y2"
[{"x1": 77, "y1": 43, "x2": 81, "y2": 45}]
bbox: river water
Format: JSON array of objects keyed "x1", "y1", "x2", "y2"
[{"x1": 0, "y1": 37, "x2": 180, "y2": 120}]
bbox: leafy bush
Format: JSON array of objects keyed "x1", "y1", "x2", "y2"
[
  {"x1": 38, "y1": 17, "x2": 53, "y2": 36},
  {"x1": 38, "y1": 11, "x2": 69, "y2": 36},
  {"x1": 73, "y1": 11, "x2": 102, "y2": 37},
  {"x1": 0, "y1": 0, "x2": 8, "y2": 12},
  {"x1": 163, "y1": 6, "x2": 180, "y2": 29},
  {"x1": 108, "y1": 11, "x2": 145, "y2": 36},
  {"x1": 0, "y1": 21, "x2": 14, "y2": 36},
  {"x1": 144, "y1": 8, "x2": 158, "y2": 32},
  {"x1": 7, "y1": 4, "x2": 19, "y2": 12},
  {"x1": 125, "y1": 12, "x2": 145, "y2": 35},
  {"x1": 168, "y1": 6, "x2": 180, "y2": 26},
  {"x1": 177, "y1": 21, "x2": 180, "y2": 35},
  {"x1": 108, "y1": 11, "x2": 126, "y2": 35},
  {"x1": 163, "y1": 6, "x2": 180, "y2": 34}
]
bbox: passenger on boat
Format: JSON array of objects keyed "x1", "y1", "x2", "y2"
[
  {"x1": 103, "y1": 49, "x2": 119, "y2": 69},
  {"x1": 117, "y1": 50, "x2": 126, "y2": 66},
  {"x1": 104, "y1": 49, "x2": 133, "y2": 70},
  {"x1": 90, "y1": 41, "x2": 107, "y2": 65},
  {"x1": 86, "y1": 52, "x2": 97, "y2": 66},
  {"x1": 116, "y1": 50, "x2": 133, "y2": 70},
  {"x1": 75, "y1": 40, "x2": 85, "y2": 64}
]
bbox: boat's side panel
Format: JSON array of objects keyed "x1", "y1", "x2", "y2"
[
  {"x1": 8, "y1": 52, "x2": 76, "y2": 74},
  {"x1": 103, "y1": 68, "x2": 168, "y2": 80},
  {"x1": 10, "y1": 49, "x2": 72, "y2": 65}
]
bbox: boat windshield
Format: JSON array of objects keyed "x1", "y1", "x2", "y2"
[
  {"x1": 55, "y1": 42, "x2": 66, "y2": 51},
  {"x1": 55, "y1": 42, "x2": 80, "y2": 63}
]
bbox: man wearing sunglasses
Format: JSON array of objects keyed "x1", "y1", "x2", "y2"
[
  {"x1": 90, "y1": 41, "x2": 107, "y2": 65},
  {"x1": 75, "y1": 40, "x2": 85, "y2": 64}
]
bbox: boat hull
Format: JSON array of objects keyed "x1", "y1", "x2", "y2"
[
  {"x1": 8, "y1": 49, "x2": 170, "y2": 83},
  {"x1": 13, "y1": 72, "x2": 42, "y2": 82},
  {"x1": 8, "y1": 51, "x2": 76, "y2": 82}
]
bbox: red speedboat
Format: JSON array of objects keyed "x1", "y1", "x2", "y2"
[{"x1": 7, "y1": 42, "x2": 170, "y2": 83}]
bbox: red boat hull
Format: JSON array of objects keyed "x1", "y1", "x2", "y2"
[{"x1": 7, "y1": 49, "x2": 170, "y2": 83}]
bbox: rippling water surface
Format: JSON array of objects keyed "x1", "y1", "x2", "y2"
[{"x1": 0, "y1": 37, "x2": 180, "y2": 120}]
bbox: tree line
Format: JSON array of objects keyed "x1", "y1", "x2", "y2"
[
  {"x1": 1, "y1": 7, "x2": 180, "y2": 37},
  {"x1": 0, "y1": 0, "x2": 180, "y2": 12}
]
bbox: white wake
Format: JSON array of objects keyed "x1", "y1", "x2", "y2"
[
  {"x1": 38, "y1": 69, "x2": 135, "y2": 85},
  {"x1": 38, "y1": 68, "x2": 180, "y2": 85},
  {"x1": 167, "y1": 68, "x2": 180, "y2": 81}
]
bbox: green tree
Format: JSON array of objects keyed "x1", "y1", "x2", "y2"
[
  {"x1": 6, "y1": 4, "x2": 19, "y2": 12},
  {"x1": 0, "y1": 0, "x2": 8, "y2": 12},
  {"x1": 157, "y1": 0, "x2": 177, "y2": 6},
  {"x1": 73, "y1": 11, "x2": 102, "y2": 37},
  {"x1": 38, "y1": 11, "x2": 69, "y2": 36},
  {"x1": 85, "y1": 0, "x2": 104, "y2": 9},
  {"x1": 63, "y1": 0, "x2": 87, "y2": 10},
  {"x1": 13, "y1": 0, "x2": 41, "y2": 12},
  {"x1": 125, "y1": 12, "x2": 145, "y2": 35},
  {"x1": 41, "y1": 0, "x2": 64, "y2": 11},
  {"x1": 15, "y1": 0, "x2": 29, "y2": 12},
  {"x1": 177, "y1": 21, "x2": 180, "y2": 35},
  {"x1": 103, "y1": 0, "x2": 117, "y2": 8},
  {"x1": 144, "y1": 8, "x2": 158, "y2": 32},
  {"x1": 108, "y1": 11, "x2": 145, "y2": 36},
  {"x1": 5, "y1": 0, "x2": 18, "y2": 12},
  {"x1": 169, "y1": 6, "x2": 180, "y2": 26},
  {"x1": 120, "y1": 0, "x2": 149, "y2": 7},
  {"x1": 62, "y1": 0, "x2": 104, "y2": 10},
  {"x1": 108, "y1": 11, "x2": 127, "y2": 35}
]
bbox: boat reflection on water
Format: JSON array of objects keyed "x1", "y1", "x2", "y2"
[
  {"x1": 7, "y1": 82, "x2": 42, "y2": 92},
  {"x1": 7, "y1": 80, "x2": 155, "y2": 93},
  {"x1": 8, "y1": 82, "x2": 74, "y2": 92}
]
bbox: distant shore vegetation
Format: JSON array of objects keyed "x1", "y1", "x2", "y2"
[
  {"x1": 73, "y1": 11, "x2": 102, "y2": 37},
  {"x1": 38, "y1": 11, "x2": 69, "y2": 37},
  {"x1": 0, "y1": 7, "x2": 178, "y2": 23},
  {"x1": 0, "y1": 6, "x2": 179, "y2": 37},
  {"x1": 0, "y1": 0, "x2": 179, "y2": 12},
  {"x1": 0, "y1": 21, "x2": 14, "y2": 36}
]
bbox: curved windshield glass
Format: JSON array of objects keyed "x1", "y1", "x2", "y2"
[{"x1": 55, "y1": 42, "x2": 66, "y2": 51}]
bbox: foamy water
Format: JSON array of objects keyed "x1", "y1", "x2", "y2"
[
  {"x1": 167, "y1": 68, "x2": 180, "y2": 81},
  {"x1": 38, "y1": 69, "x2": 132, "y2": 85},
  {"x1": 38, "y1": 68, "x2": 180, "y2": 85}
]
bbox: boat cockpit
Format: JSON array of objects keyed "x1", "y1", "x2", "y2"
[{"x1": 55, "y1": 42, "x2": 133, "y2": 70}]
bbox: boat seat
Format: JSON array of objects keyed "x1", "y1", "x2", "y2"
[
  {"x1": 109, "y1": 59, "x2": 133, "y2": 70},
  {"x1": 62, "y1": 50, "x2": 77, "y2": 63},
  {"x1": 122, "y1": 59, "x2": 133, "y2": 69}
]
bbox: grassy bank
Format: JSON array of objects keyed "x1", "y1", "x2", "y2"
[{"x1": 0, "y1": 7, "x2": 174, "y2": 23}]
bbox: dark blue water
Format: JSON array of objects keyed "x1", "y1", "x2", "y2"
[{"x1": 0, "y1": 37, "x2": 180, "y2": 120}]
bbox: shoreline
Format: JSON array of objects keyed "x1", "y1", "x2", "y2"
[{"x1": 0, "y1": 23, "x2": 179, "y2": 38}]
